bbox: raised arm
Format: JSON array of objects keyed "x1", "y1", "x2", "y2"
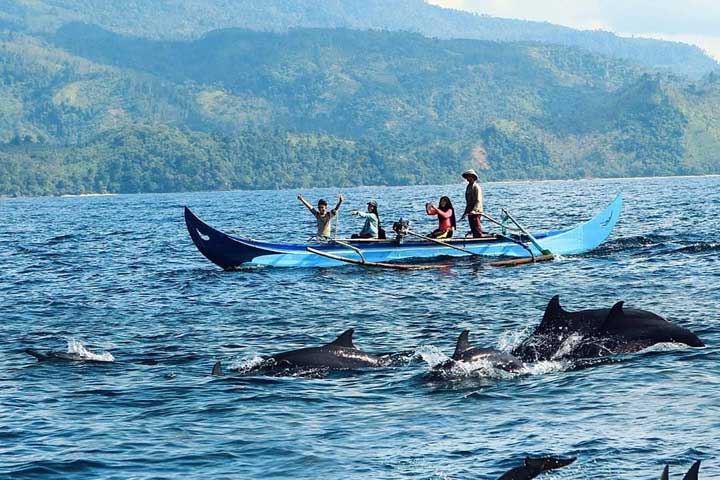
[
  {"x1": 297, "y1": 194, "x2": 314, "y2": 211},
  {"x1": 332, "y1": 194, "x2": 344, "y2": 214}
]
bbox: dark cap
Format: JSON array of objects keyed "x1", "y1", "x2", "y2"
[{"x1": 318, "y1": 199, "x2": 328, "y2": 207}]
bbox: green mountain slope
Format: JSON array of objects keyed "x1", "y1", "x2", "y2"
[
  {"x1": 1, "y1": 0, "x2": 717, "y2": 78},
  {"x1": 1, "y1": 25, "x2": 720, "y2": 196}
]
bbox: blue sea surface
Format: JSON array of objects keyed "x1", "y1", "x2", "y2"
[{"x1": 1, "y1": 176, "x2": 718, "y2": 479}]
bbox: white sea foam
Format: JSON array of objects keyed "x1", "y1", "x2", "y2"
[
  {"x1": 552, "y1": 332, "x2": 585, "y2": 359},
  {"x1": 415, "y1": 345, "x2": 450, "y2": 368},
  {"x1": 450, "y1": 358, "x2": 518, "y2": 379},
  {"x1": 521, "y1": 359, "x2": 570, "y2": 375},
  {"x1": 66, "y1": 338, "x2": 115, "y2": 362},
  {"x1": 497, "y1": 326, "x2": 531, "y2": 352},
  {"x1": 230, "y1": 355, "x2": 266, "y2": 372},
  {"x1": 640, "y1": 342, "x2": 691, "y2": 353}
]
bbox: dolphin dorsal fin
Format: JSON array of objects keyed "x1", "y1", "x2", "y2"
[
  {"x1": 452, "y1": 330, "x2": 471, "y2": 360},
  {"x1": 328, "y1": 329, "x2": 355, "y2": 348},
  {"x1": 661, "y1": 465, "x2": 669, "y2": 480},
  {"x1": 544, "y1": 295, "x2": 563, "y2": 319},
  {"x1": 601, "y1": 301, "x2": 625, "y2": 330},
  {"x1": 682, "y1": 460, "x2": 701, "y2": 480},
  {"x1": 536, "y1": 295, "x2": 566, "y2": 332}
]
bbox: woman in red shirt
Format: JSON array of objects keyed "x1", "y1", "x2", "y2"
[{"x1": 425, "y1": 196, "x2": 456, "y2": 238}]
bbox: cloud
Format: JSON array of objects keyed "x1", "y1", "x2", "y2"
[{"x1": 426, "y1": 0, "x2": 720, "y2": 60}]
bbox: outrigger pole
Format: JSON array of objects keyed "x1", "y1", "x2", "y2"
[
  {"x1": 405, "y1": 228, "x2": 553, "y2": 267},
  {"x1": 404, "y1": 230, "x2": 482, "y2": 257},
  {"x1": 306, "y1": 246, "x2": 444, "y2": 270},
  {"x1": 306, "y1": 208, "x2": 556, "y2": 269}
]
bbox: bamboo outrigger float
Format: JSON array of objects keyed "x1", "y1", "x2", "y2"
[{"x1": 184, "y1": 194, "x2": 622, "y2": 270}]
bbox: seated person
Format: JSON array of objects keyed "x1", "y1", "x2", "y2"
[
  {"x1": 425, "y1": 196, "x2": 456, "y2": 239},
  {"x1": 350, "y1": 200, "x2": 381, "y2": 239}
]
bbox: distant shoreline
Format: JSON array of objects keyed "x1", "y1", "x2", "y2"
[
  {"x1": 60, "y1": 193, "x2": 117, "y2": 198},
  {"x1": 2, "y1": 174, "x2": 719, "y2": 201}
]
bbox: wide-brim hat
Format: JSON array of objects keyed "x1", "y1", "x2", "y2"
[
  {"x1": 462, "y1": 169, "x2": 478, "y2": 180},
  {"x1": 367, "y1": 200, "x2": 378, "y2": 208}
]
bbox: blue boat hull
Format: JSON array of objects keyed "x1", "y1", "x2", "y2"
[{"x1": 185, "y1": 194, "x2": 622, "y2": 269}]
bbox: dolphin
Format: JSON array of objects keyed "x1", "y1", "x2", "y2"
[
  {"x1": 211, "y1": 329, "x2": 399, "y2": 375},
  {"x1": 661, "y1": 460, "x2": 701, "y2": 480},
  {"x1": 433, "y1": 330, "x2": 524, "y2": 374},
  {"x1": 497, "y1": 456, "x2": 576, "y2": 480},
  {"x1": 512, "y1": 296, "x2": 704, "y2": 362},
  {"x1": 25, "y1": 349, "x2": 114, "y2": 363}
]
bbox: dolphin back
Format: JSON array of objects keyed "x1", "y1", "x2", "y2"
[
  {"x1": 25, "y1": 349, "x2": 49, "y2": 361},
  {"x1": 497, "y1": 456, "x2": 576, "y2": 480},
  {"x1": 513, "y1": 296, "x2": 705, "y2": 361}
]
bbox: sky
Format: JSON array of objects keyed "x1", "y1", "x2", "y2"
[{"x1": 427, "y1": 0, "x2": 720, "y2": 60}]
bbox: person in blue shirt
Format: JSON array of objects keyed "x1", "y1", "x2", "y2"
[{"x1": 350, "y1": 200, "x2": 381, "y2": 239}]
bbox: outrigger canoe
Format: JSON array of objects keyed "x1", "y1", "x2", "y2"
[{"x1": 185, "y1": 194, "x2": 622, "y2": 269}]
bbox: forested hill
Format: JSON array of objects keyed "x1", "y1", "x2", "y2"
[
  {"x1": 1, "y1": 24, "x2": 720, "y2": 196},
  {"x1": 1, "y1": 0, "x2": 717, "y2": 78}
]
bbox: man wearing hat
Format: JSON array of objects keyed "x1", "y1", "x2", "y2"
[
  {"x1": 350, "y1": 200, "x2": 381, "y2": 239},
  {"x1": 461, "y1": 169, "x2": 484, "y2": 238},
  {"x1": 298, "y1": 193, "x2": 344, "y2": 239}
]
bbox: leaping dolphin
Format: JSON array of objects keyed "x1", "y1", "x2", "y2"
[
  {"x1": 661, "y1": 460, "x2": 701, "y2": 480},
  {"x1": 433, "y1": 330, "x2": 524, "y2": 374},
  {"x1": 497, "y1": 456, "x2": 576, "y2": 479},
  {"x1": 512, "y1": 296, "x2": 704, "y2": 362},
  {"x1": 212, "y1": 329, "x2": 402, "y2": 375}
]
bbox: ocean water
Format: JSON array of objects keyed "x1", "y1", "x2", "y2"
[{"x1": 1, "y1": 176, "x2": 718, "y2": 479}]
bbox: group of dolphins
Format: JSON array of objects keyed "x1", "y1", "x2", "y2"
[
  {"x1": 496, "y1": 457, "x2": 702, "y2": 479},
  {"x1": 494, "y1": 456, "x2": 701, "y2": 480},
  {"x1": 209, "y1": 295, "x2": 704, "y2": 376},
  {"x1": 26, "y1": 295, "x2": 707, "y2": 478}
]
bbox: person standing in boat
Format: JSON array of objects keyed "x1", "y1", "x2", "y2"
[
  {"x1": 297, "y1": 194, "x2": 344, "y2": 239},
  {"x1": 350, "y1": 200, "x2": 382, "y2": 239},
  {"x1": 425, "y1": 196, "x2": 456, "y2": 238},
  {"x1": 460, "y1": 169, "x2": 484, "y2": 238}
]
